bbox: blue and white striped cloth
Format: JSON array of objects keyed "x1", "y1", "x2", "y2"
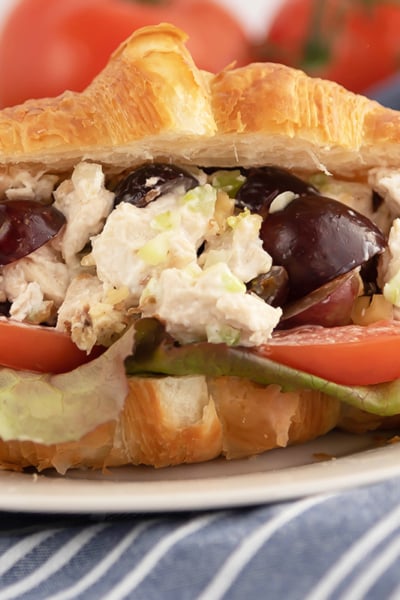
[{"x1": 1, "y1": 476, "x2": 400, "y2": 599}]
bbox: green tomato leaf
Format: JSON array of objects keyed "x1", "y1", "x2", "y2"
[{"x1": 301, "y1": 39, "x2": 331, "y2": 71}]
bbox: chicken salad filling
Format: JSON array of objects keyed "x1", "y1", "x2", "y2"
[{"x1": 0, "y1": 161, "x2": 399, "y2": 354}]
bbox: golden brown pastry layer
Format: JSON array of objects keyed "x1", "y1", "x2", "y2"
[
  {"x1": 0, "y1": 376, "x2": 342, "y2": 473},
  {"x1": 0, "y1": 23, "x2": 398, "y2": 473},
  {"x1": 0, "y1": 23, "x2": 400, "y2": 177}
]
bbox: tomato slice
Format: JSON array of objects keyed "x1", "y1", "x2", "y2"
[
  {"x1": 258, "y1": 321, "x2": 400, "y2": 386},
  {"x1": 0, "y1": 319, "x2": 101, "y2": 373}
]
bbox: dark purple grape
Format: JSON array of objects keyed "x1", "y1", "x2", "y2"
[
  {"x1": 247, "y1": 266, "x2": 289, "y2": 307},
  {"x1": 114, "y1": 163, "x2": 198, "y2": 207},
  {"x1": 0, "y1": 200, "x2": 66, "y2": 266},
  {"x1": 372, "y1": 190, "x2": 384, "y2": 212},
  {"x1": 0, "y1": 301, "x2": 10, "y2": 316},
  {"x1": 236, "y1": 166, "x2": 319, "y2": 216},
  {"x1": 279, "y1": 270, "x2": 361, "y2": 329},
  {"x1": 260, "y1": 194, "x2": 386, "y2": 300}
]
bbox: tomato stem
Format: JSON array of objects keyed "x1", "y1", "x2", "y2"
[
  {"x1": 302, "y1": 0, "x2": 383, "y2": 73},
  {"x1": 301, "y1": 0, "x2": 351, "y2": 72},
  {"x1": 301, "y1": 0, "x2": 331, "y2": 71},
  {"x1": 123, "y1": 0, "x2": 168, "y2": 5}
]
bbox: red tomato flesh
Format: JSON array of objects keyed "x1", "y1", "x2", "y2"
[
  {"x1": 3, "y1": 317, "x2": 400, "y2": 385},
  {"x1": 258, "y1": 321, "x2": 400, "y2": 386},
  {"x1": 0, "y1": 0, "x2": 251, "y2": 108},
  {"x1": 0, "y1": 319, "x2": 101, "y2": 373},
  {"x1": 259, "y1": 0, "x2": 400, "y2": 94}
]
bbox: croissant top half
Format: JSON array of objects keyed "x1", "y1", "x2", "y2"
[{"x1": 0, "y1": 23, "x2": 399, "y2": 177}]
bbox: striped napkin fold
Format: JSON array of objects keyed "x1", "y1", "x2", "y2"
[{"x1": 0, "y1": 476, "x2": 400, "y2": 599}]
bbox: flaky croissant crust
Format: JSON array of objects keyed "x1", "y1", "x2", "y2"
[
  {"x1": 1, "y1": 23, "x2": 400, "y2": 177},
  {"x1": 0, "y1": 377, "x2": 343, "y2": 473},
  {"x1": 0, "y1": 23, "x2": 399, "y2": 472}
]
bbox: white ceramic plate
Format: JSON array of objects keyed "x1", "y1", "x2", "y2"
[{"x1": 0, "y1": 430, "x2": 399, "y2": 513}]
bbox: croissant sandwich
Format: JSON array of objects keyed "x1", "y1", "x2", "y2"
[{"x1": 1, "y1": 23, "x2": 400, "y2": 474}]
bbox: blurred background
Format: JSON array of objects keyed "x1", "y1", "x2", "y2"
[{"x1": 0, "y1": 0, "x2": 399, "y2": 109}]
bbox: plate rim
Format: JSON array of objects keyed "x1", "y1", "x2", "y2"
[{"x1": 0, "y1": 435, "x2": 399, "y2": 513}]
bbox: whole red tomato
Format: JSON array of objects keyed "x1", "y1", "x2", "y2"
[
  {"x1": 0, "y1": 0, "x2": 251, "y2": 108},
  {"x1": 256, "y1": 0, "x2": 400, "y2": 94}
]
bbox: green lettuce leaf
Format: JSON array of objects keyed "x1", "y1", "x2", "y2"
[
  {"x1": 126, "y1": 319, "x2": 400, "y2": 417},
  {"x1": 0, "y1": 327, "x2": 134, "y2": 444}
]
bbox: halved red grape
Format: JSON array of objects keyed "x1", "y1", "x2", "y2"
[
  {"x1": 114, "y1": 163, "x2": 198, "y2": 207},
  {"x1": 0, "y1": 200, "x2": 66, "y2": 266},
  {"x1": 236, "y1": 166, "x2": 319, "y2": 216},
  {"x1": 247, "y1": 266, "x2": 289, "y2": 307},
  {"x1": 261, "y1": 194, "x2": 386, "y2": 300},
  {"x1": 280, "y1": 270, "x2": 362, "y2": 328}
]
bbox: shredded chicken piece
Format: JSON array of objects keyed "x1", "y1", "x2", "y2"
[
  {"x1": 57, "y1": 274, "x2": 130, "y2": 352},
  {"x1": 53, "y1": 162, "x2": 114, "y2": 267},
  {"x1": 0, "y1": 166, "x2": 58, "y2": 202},
  {"x1": 3, "y1": 245, "x2": 70, "y2": 324}
]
